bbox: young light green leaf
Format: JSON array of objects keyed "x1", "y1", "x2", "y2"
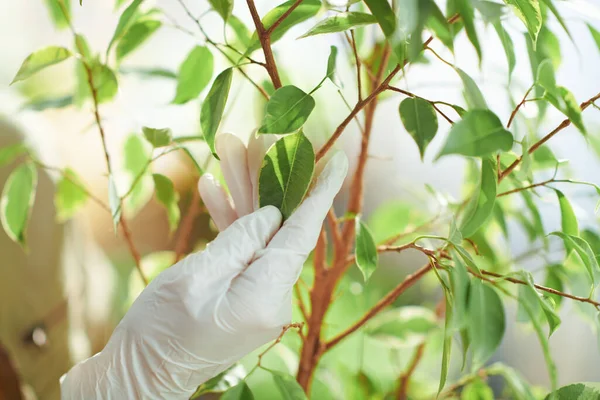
[
  {"x1": 201, "y1": 68, "x2": 233, "y2": 158},
  {"x1": 468, "y1": 280, "x2": 505, "y2": 367},
  {"x1": 438, "y1": 289, "x2": 453, "y2": 394},
  {"x1": 228, "y1": 15, "x2": 251, "y2": 47},
  {"x1": 44, "y1": 0, "x2": 71, "y2": 30},
  {"x1": 587, "y1": 24, "x2": 600, "y2": 51},
  {"x1": 363, "y1": 0, "x2": 395, "y2": 37},
  {"x1": 119, "y1": 66, "x2": 176, "y2": 79},
  {"x1": 544, "y1": 266, "x2": 564, "y2": 308},
  {"x1": 247, "y1": 0, "x2": 321, "y2": 53},
  {"x1": 173, "y1": 46, "x2": 214, "y2": 105},
  {"x1": 326, "y1": 46, "x2": 337, "y2": 83},
  {"x1": 299, "y1": 12, "x2": 377, "y2": 38},
  {"x1": 460, "y1": 158, "x2": 497, "y2": 237},
  {"x1": 544, "y1": 383, "x2": 600, "y2": 400},
  {"x1": 456, "y1": 68, "x2": 487, "y2": 109},
  {"x1": 108, "y1": 175, "x2": 121, "y2": 230},
  {"x1": 76, "y1": 60, "x2": 119, "y2": 104},
  {"x1": 0, "y1": 144, "x2": 28, "y2": 168},
  {"x1": 544, "y1": 86, "x2": 586, "y2": 135},
  {"x1": 555, "y1": 190, "x2": 578, "y2": 237},
  {"x1": 272, "y1": 371, "x2": 308, "y2": 400},
  {"x1": 208, "y1": 0, "x2": 233, "y2": 22},
  {"x1": 11, "y1": 46, "x2": 72, "y2": 84},
  {"x1": 461, "y1": 378, "x2": 494, "y2": 400},
  {"x1": 220, "y1": 381, "x2": 254, "y2": 399},
  {"x1": 519, "y1": 271, "x2": 561, "y2": 337},
  {"x1": 550, "y1": 232, "x2": 599, "y2": 286},
  {"x1": 355, "y1": 217, "x2": 379, "y2": 282},
  {"x1": 493, "y1": 21, "x2": 516, "y2": 79},
  {"x1": 541, "y1": 0, "x2": 572, "y2": 41},
  {"x1": 55, "y1": 168, "x2": 89, "y2": 222},
  {"x1": 142, "y1": 127, "x2": 172, "y2": 148},
  {"x1": 399, "y1": 97, "x2": 438, "y2": 160},
  {"x1": 427, "y1": 1, "x2": 453, "y2": 52},
  {"x1": 437, "y1": 110, "x2": 513, "y2": 159},
  {"x1": 456, "y1": 0, "x2": 482, "y2": 60},
  {"x1": 365, "y1": 306, "x2": 437, "y2": 347},
  {"x1": 0, "y1": 162, "x2": 38, "y2": 246},
  {"x1": 107, "y1": 0, "x2": 144, "y2": 56},
  {"x1": 259, "y1": 85, "x2": 315, "y2": 134},
  {"x1": 505, "y1": 0, "x2": 541, "y2": 45},
  {"x1": 21, "y1": 95, "x2": 73, "y2": 111},
  {"x1": 116, "y1": 18, "x2": 161, "y2": 61},
  {"x1": 152, "y1": 174, "x2": 180, "y2": 233},
  {"x1": 536, "y1": 59, "x2": 556, "y2": 94},
  {"x1": 258, "y1": 131, "x2": 315, "y2": 220}
]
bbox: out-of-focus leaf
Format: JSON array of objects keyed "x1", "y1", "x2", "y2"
[
  {"x1": 505, "y1": 0, "x2": 542, "y2": 44},
  {"x1": 468, "y1": 280, "x2": 505, "y2": 367},
  {"x1": 486, "y1": 363, "x2": 536, "y2": 400},
  {"x1": 123, "y1": 134, "x2": 153, "y2": 218},
  {"x1": 119, "y1": 66, "x2": 177, "y2": 79},
  {"x1": 143, "y1": 127, "x2": 172, "y2": 148},
  {"x1": 0, "y1": 144, "x2": 28, "y2": 167},
  {"x1": 76, "y1": 59, "x2": 119, "y2": 104},
  {"x1": 550, "y1": 232, "x2": 599, "y2": 286},
  {"x1": 437, "y1": 110, "x2": 513, "y2": 159},
  {"x1": 259, "y1": 85, "x2": 315, "y2": 134},
  {"x1": 519, "y1": 271, "x2": 561, "y2": 336},
  {"x1": 299, "y1": 12, "x2": 377, "y2": 38},
  {"x1": 325, "y1": 45, "x2": 337, "y2": 83},
  {"x1": 460, "y1": 158, "x2": 497, "y2": 237},
  {"x1": 456, "y1": 68, "x2": 487, "y2": 109},
  {"x1": 461, "y1": 378, "x2": 494, "y2": 399},
  {"x1": 363, "y1": 0, "x2": 395, "y2": 37},
  {"x1": 116, "y1": 18, "x2": 161, "y2": 61},
  {"x1": 354, "y1": 217, "x2": 379, "y2": 282},
  {"x1": 258, "y1": 131, "x2": 315, "y2": 220},
  {"x1": 228, "y1": 15, "x2": 251, "y2": 47},
  {"x1": 0, "y1": 162, "x2": 38, "y2": 246},
  {"x1": 544, "y1": 265, "x2": 564, "y2": 308},
  {"x1": 399, "y1": 97, "x2": 438, "y2": 160},
  {"x1": 55, "y1": 168, "x2": 89, "y2": 222},
  {"x1": 366, "y1": 306, "x2": 438, "y2": 347},
  {"x1": 44, "y1": 0, "x2": 71, "y2": 30},
  {"x1": 493, "y1": 21, "x2": 516, "y2": 79},
  {"x1": 201, "y1": 68, "x2": 233, "y2": 157},
  {"x1": 21, "y1": 95, "x2": 73, "y2": 111},
  {"x1": 11, "y1": 46, "x2": 72, "y2": 84},
  {"x1": 192, "y1": 365, "x2": 247, "y2": 397},
  {"x1": 208, "y1": 0, "x2": 233, "y2": 22},
  {"x1": 438, "y1": 287, "x2": 453, "y2": 394},
  {"x1": 587, "y1": 24, "x2": 600, "y2": 51},
  {"x1": 272, "y1": 371, "x2": 308, "y2": 400},
  {"x1": 555, "y1": 190, "x2": 578, "y2": 237},
  {"x1": 544, "y1": 383, "x2": 600, "y2": 400},
  {"x1": 456, "y1": 0, "x2": 481, "y2": 60},
  {"x1": 108, "y1": 175, "x2": 121, "y2": 230},
  {"x1": 544, "y1": 86, "x2": 586, "y2": 135},
  {"x1": 152, "y1": 174, "x2": 180, "y2": 233},
  {"x1": 427, "y1": 1, "x2": 453, "y2": 52},
  {"x1": 173, "y1": 46, "x2": 214, "y2": 105},
  {"x1": 107, "y1": 0, "x2": 144, "y2": 56}
]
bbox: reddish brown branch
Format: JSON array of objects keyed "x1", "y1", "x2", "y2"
[
  {"x1": 265, "y1": 0, "x2": 303, "y2": 36},
  {"x1": 496, "y1": 178, "x2": 555, "y2": 197},
  {"x1": 246, "y1": 0, "x2": 282, "y2": 88},
  {"x1": 499, "y1": 91, "x2": 600, "y2": 182},
  {"x1": 174, "y1": 187, "x2": 202, "y2": 262},
  {"x1": 507, "y1": 86, "x2": 533, "y2": 128}
]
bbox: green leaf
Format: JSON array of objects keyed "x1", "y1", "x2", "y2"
[
  {"x1": 487, "y1": 363, "x2": 536, "y2": 400},
  {"x1": 550, "y1": 232, "x2": 599, "y2": 286},
  {"x1": 192, "y1": 365, "x2": 246, "y2": 397},
  {"x1": 427, "y1": 2, "x2": 453, "y2": 52},
  {"x1": 438, "y1": 288, "x2": 453, "y2": 394},
  {"x1": 522, "y1": 271, "x2": 561, "y2": 336},
  {"x1": 544, "y1": 265, "x2": 564, "y2": 308},
  {"x1": 116, "y1": 18, "x2": 161, "y2": 61},
  {"x1": 272, "y1": 371, "x2": 308, "y2": 400},
  {"x1": 21, "y1": 95, "x2": 74, "y2": 111},
  {"x1": 541, "y1": 0, "x2": 572, "y2": 41},
  {"x1": 399, "y1": 97, "x2": 438, "y2": 160},
  {"x1": 258, "y1": 131, "x2": 315, "y2": 220},
  {"x1": 228, "y1": 15, "x2": 251, "y2": 47},
  {"x1": 119, "y1": 66, "x2": 177, "y2": 79},
  {"x1": 0, "y1": 144, "x2": 28, "y2": 168},
  {"x1": 75, "y1": 59, "x2": 119, "y2": 104},
  {"x1": 0, "y1": 162, "x2": 38, "y2": 246},
  {"x1": 173, "y1": 46, "x2": 214, "y2": 105},
  {"x1": 259, "y1": 85, "x2": 315, "y2": 134},
  {"x1": 152, "y1": 174, "x2": 180, "y2": 233},
  {"x1": 545, "y1": 383, "x2": 600, "y2": 400},
  {"x1": 11, "y1": 46, "x2": 72, "y2": 84},
  {"x1": 247, "y1": 0, "x2": 321, "y2": 53},
  {"x1": 143, "y1": 127, "x2": 172, "y2": 147},
  {"x1": 107, "y1": 0, "x2": 144, "y2": 56},
  {"x1": 123, "y1": 134, "x2": 153, "y2": 217},
  {"x1": 201, "y1": 68, "x2": 233, "y2": 157},
  {"x1": 354, "y1": 217, "x2": 379, "y2": 282},
  {"x1": 108, "y1": 175, "x2": 121, "y2": 230},
  {"x1": 437, "y1": 110, "x2": 513, "y2": 159},
  {"x1": 493, "y1": 21, "x2": 516, "y2": 79},
  {"x1": 44, "y1": 0, "x2": 71, "y2": 30},
  {"x1": 456, "y1": 0, "x2": 482, "y2": 60},
  {"x1": 363, "y1": 0, "x2": 395, "y2": 37},
  {"x1": 299, "y1": 12, "x2": 377, "y2": 38},
  {"x1": 220, "y1": 382, "x2": 254, "y2": 399},
  {"x1": 208, "y1": 0, "x2": 233, "y2": 22},
  {"x1": 555, "y1": 190, "x2": 578, "y2": 237},
  {"x1": 504, "y1": 0, "x2": 542, "y2": 44},
  {"x1": 587, "y1": 24, "x2": 600, "y2": 51},
  {"x1": 365, "y1": 306, "x2": 437, "y2": 347},
  {"x1": 461, "y1": 378, "x2": 494, "y2": 400},
  {"x1": 460, "y1": 158, "x2": 497, "y2": 237},
  {"x1": 544, "y1": 86, "x2": 586, "y2": 135},
  {"x1": 456, "y1": 69, "x2": 487, "y2": 109},
  {"x1": 468, "y1": 280, "x2": 505, "y2": 367},
  {"x1": 325, "y1": 46, "x2": 337, "y2": 83},
  {"x1": 55, "y1": 168, "x2": 89, "y2": 222}
]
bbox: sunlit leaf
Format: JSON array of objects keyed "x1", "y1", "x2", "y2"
[
  {"x1": 55, "y1": 168, "x2": 89, "y2": 222},
  {"x1": 192, "y1": 365, "x2": 247, "y2": 397},
  {"x1": 437, "y1": 110, "x2": 513, "y2": 159},
  {"x1": 493, "y1": 21, "x2": 516, "y2": 79},
  {"x1": 299, "y1": 12, "x2": 377, "y2": 38},
  {"x1": 21, "y1": 95, "x2": 73, "y2": 111},
  {"x1": 0, "y1": 144, "x2": 28, "y2": 168},
  {"x1": 11, "y1": 46, "x2": 72, "y2": 84},
  {"x1": 486, "y1": 363, "x2": 536, "y2": 400},
  {"x1": 173, "y1": 46, "x2": 214, "y2": 105},
  {"x1": 208, "y1": 0, "x2": 233, "y2": 22},
  {"x1": 456, "y1": 0, "x2": 482, "y2": 60},
  {"x1": 44, "y1": 0, "x2": 71, "y2": 30},
  {"x1": 259, "y1": 85, "x2": 315, "y2": 134},
  {"x1": 116, "y1": 18, "x2": 161, "y2": 61},
  {"x1": 355, "y1": 216, "x2": 378, "y2": 282},
  {"x1": 258, "y1": 131, "x2": 315, "y2": 219},
  {"x1": 325, "y1": 45, "x2": 337, "y2": 83},
  {"x1": 468, "y1": 280, "x2": 505, "y2": 367},
  {"x1": 544, "y1": 86, "x2": 586, "y2": 135},
  {"x1": 75, "y1": 59, "x2": 119, "y2": 104},
  {"x1": 123, "y1": 134, "x2": 153, "y2": 217},
  {"x1": 107, "y1": 0, "x2": 144, "y2": 56},
  {"x1": 0, "y1": 162, "x2": 38, "y2": 246},
  {"x1": 228, "y1": 15, "x2": 251, "y2": 47},
  {"x1": 143, "y1": 127, "x2": 172, "y2": 148},
  {"x1": 201, "y1": 68, "x2": 233, "y2": 157},
  {"x1": 505, "y1": 0, "x2": 542, "y2": 44},
  {"x1": 152, "y1": 174, "x2": 180, "y2": 233},
  {"x1": 587, "y1": 24, "x2": 600, "y2": 51},
  {"x1": 399, "y1": 97, "x2": 438, "y2": 160},
  {"x1": 461, "y1": 378, "x2": 494, "y2": 399}
]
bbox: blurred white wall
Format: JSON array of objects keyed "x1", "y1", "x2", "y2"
[{"x1": 1, "y1": 0, "x2": 600, "y2": 390}]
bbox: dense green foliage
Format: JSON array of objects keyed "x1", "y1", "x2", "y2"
[{"x1": 4, "y1": 0, "x2": 600, "y2": 398}]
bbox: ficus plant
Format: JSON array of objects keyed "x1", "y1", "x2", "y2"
[{"x1": 4, "y1": 0, "x2": 600, "y2": 398}]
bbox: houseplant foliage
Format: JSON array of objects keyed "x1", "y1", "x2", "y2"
[{"x1": 4, "y1": 0, "x2": 600, "y2": 398}]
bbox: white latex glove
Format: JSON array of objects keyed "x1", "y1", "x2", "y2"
[{"x1": 60, "y1": 133, "x2": 348, "y2": 399}]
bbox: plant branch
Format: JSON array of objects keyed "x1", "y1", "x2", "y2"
[
  {"x1": 499, "y1": 91, "x2": 600, "y2": 182},
  {"x1": 387, "y1": 86, "x2": 454, "y2": 124},
  {"x1": 265, "y1": 0, "x2": 303, "y2": 36},
  {"x1": 507, "y1": 85, "x2": 534, "y2": 128},
  {"x1": 245, "y1": 0, "x2": 282, "y2": 88},
  {"x1": 496, "y1": 178, "x2": 555, "y2": 197},
  {"x1": 174, "y1": 186, "x2": 203, "y2": 262}
]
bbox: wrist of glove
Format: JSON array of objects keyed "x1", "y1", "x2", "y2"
[{"x1": 60, "y1": 133, "x2": 347, "y2": 400}]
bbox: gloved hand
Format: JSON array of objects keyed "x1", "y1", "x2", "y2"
[{"x1": 60, "y1": 132, "x2": 348, "y2": 399}]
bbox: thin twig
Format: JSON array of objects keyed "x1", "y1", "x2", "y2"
[
  {"x1": 349, "y1": 30, "x2": 363, "y2": 102},
  {"x1": 496, "y1": 178, "x2": 555, "y2": 197},
  {"x1": 245, "y1": 0, "x2": 282, "y2": 88},
  {"x1": 174, "y1": 187, "x2": 202, "y2": 262},
  {"x1": 507, "y1": 85, "x2": 534, "y2": 128},
  {"x1": 265, "y1": 0, "x2": 304, "y2": 36}
]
